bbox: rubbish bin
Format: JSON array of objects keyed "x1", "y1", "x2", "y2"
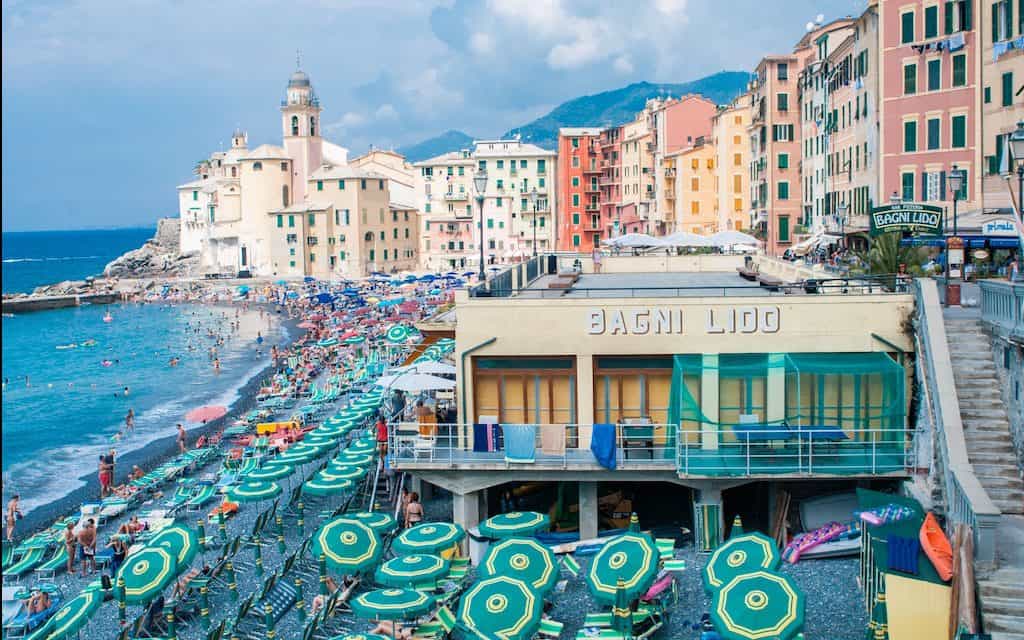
[
  {"x1": 547, "y1": 255, "x2": 558, "y2": 275},
  {"x1": 946, "y1": 283, "x2": 961, "y2": 306},
  {"x1": 467, "y1": 527, "x2": 490, "y2": 566}
]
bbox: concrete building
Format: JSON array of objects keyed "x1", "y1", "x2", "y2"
[
  {"x1": 392, "y1": 253, "x2": 913, "y2": 545},
  {"x1": 598, "y1": 126, "x2": 623, "y2": 238},
  {"x1": 414, "y1": 150, "x2": 477, "y2": 272},
  {"x1": 556, "y1": 128, "x2": 604, "y2": 252},
  {"x1": 980, "y1": 0, "x2": 1024, "y2": 214},
  {"x1": 670, "y1": 139, "x2": 720, "y2": 235},
  {"x1": 618, "y1": 115, "x2": 656, "y2": 235},
  {"x1": 711, "y1": 96, "x2": 753, "y2": 232},
  {"x1": 651, "y1": 96, "x2": 718, "y2": 232},
  {"x1": 878, "y1": 0, "x2": 981, "y2": 215}
]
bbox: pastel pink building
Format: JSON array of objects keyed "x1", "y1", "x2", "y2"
[{"x1": 878, "y1": 0, "x2": 980, "y2": 214}]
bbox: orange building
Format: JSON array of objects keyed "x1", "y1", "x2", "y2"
[{"x1": 557, "y1": 128, "x2": 604, "y2": 251}]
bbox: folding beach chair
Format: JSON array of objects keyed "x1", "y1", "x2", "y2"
[
  {"x1": 33, "y1": 545, "x2": 68, "y2": 581},
  {"x1": 3, "y1": 547, "x2": 47, "y2": 584},
  {"x1": 186, "y1": 483, "x2": 218, "y2": 512}
]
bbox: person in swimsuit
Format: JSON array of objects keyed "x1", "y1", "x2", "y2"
[
  {"x1": 63, "y1": 521, "x2": 77, "y2": 574},
  {"x1": 77, "y1": 519, "x2": 96, "y2": 576},
  {"x1": 5, "y1": 495, "x2": 21, "y2": 542},
  {"x1": 403, "y1": 492, "x2": 424, "y2": 529}
]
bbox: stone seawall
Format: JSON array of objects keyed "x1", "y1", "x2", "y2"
[{"x1": 2, "y1": 292, "x2": 124, "y2": 313}]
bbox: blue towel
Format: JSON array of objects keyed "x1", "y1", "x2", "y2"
[
  {"x1": 590, "y1": 423, "x2": 617, "y2": 470},
  {"x1": 472, "y1": 424, "x2": 489, "y2": 452},
  {"x1": 503, "y1": 424, "x2": 536, "y2": 463}
]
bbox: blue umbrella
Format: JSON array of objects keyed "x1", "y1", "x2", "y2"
[
  {"x1": 315, "y1": 292, "x2": 334, "y2": 304},
  {"x1": 237, "y1": 285, "x2": 250, "y2": 295},
  {"x1": 275, "y1": 279, "x2": 287, "y2": 285},
  {"x1": 303, "y1": 276, "x2": 316, "y2": 283},
  {"x1": 285, "y1": 291, "x2": 299, "y2": 299},
  {"x1": 428, "y1": 288, "x2": 441, "y2": 295},
  {"x1": 418, "y1": 274, "x2": 437, "y2": 282}
]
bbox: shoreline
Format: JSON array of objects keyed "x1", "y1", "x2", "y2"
[{"x1": 11, "y1": 307, "x2": 305, "y2": 538}]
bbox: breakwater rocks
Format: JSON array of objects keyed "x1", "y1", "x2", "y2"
[{"x1": 104, "y1": 217, "x2": 198, "y2": 278}]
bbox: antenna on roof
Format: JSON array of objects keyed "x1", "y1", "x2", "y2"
[
  {"x1": 815, "y1": 13, "x2": 824, "y2": 24},
  {"x1": 805, "y1": 21, "x2": 815, "y2": 31}
]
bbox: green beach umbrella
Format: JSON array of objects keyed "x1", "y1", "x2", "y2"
[
  {"x1": 344, "y1": 335, "x2": 366, "y2": 345},
  {"x1": 226, "y1": 479, "x2": 282, "y2": 503},
  {"x1": 118, "y1": 547, "x2": 177, "y2": 604},
  {"x1": 291, "y1": 443, "x2": 331, "y2": 457},
  {"x1": 312, "y1": 424, "x2": 349, "y2": 437},
  {"x1": 351, "y1": 588, "x2": 434, "y2": 621},
  {"x1": 310, "y1": 517, "x2": 382, "y2": 574},
  {"x1": 245, "y1": 464, "x2": 292, "y2": 481},
  {"x1": 478, "y1": 511, "x2": 551, "y2": 539},
  {"x1": 335, "y1": 452, "x2": 375, "y2": 466},
  {"x1": 347, "y1": 440, "x2": 377, "y2": 455},
  {"x1": 328, "y1": 635, "x2": 391, "y2": 640},
  {"x1": 24, "y1": 589, "x2": 102, "y2": 640},
  {"x1": 613, "y1": 577, "x2": 633, "y2": 637},
  {"x1": 480, "y1": 538, "x2": 558, "y2": 595},
  {"x1": 458, "y1": 576, "x2": 543, "y2": 640},
  {"x1": 385, "y1": 325, "x2": 412, "y2": 343},
  {"x1": 711, "y1": 571, "x2": 805, "y2": 640},
  {"x1": 275, "y1": 450, "x2": 317, "y2": 465},
  {"x1": 346, "y1": 511, "x2": 398, "y2": 534},
  {"x1": 304, "y1": 434, "x2": 339, "y2": 446},
  {"x1": 323, "y1": 463, "x2": 369, "y2": 481},
  {"x1": 703, "y1": 533, "x2": 781, "y2": 592},
  {"x1": 147, "y1": 524, "x2": 199, "y2": 571},
  {"x1": 730, "y1": 515, "x2": 745, "y2": 538},
  {"x1": 586, "y1": 533, "x2": 660, "y2": 605},
  {"x1": 375, "y1": 554, "x2": 449, "y2": 588},
  {"x1": 392, "y1": 522, "x2": 465, "y2": 555},
  {"x1": 303, "y1": 474, "x2": 355, "y2": 497}
]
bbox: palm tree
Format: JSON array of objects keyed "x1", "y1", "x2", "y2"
[{"x1": 854, "y1": 232, "x2": 928, "y2": 275}]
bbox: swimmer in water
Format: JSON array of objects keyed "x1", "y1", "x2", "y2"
[{"x1": 123, "y1": 386, "x2": 130, "y2": 396}]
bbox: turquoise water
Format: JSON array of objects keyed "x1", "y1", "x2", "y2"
[
  {"x1": 1, "y1": 302, "x2": 287, "y2": 514},
  {"x1": 2, "y1": 227, "x2": 155, "y2": 294}
]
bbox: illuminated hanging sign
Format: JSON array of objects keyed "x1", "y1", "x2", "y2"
[
  {"x1": 586, "y1": 306, "x2": 780, "y2": 336},
  {"x1": 869, "y1": 203, "x2": 943, "y2": 236}
]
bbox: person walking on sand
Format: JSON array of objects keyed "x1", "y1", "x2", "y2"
[
  {"x1": 98, "y1": 455, "x2": 112, "y2": 498},
  {"x1": 404, "y1": 492, "x2": 424, "y2": 529},
  {"x1": 125, "y1": 408, "x2": 135, "y2": 432},
  {"x1": 6, "y1": 495, "x2": 22, "y2": 541},
  {"x1": 177, "y1": 423, "x2": 187, "y2": 454},
  {"x1": 77, "y1": 519, "x2": 96, "y2": 576},
  {"x1": 592, "y1": 245, "x2": 603, "y2": 274},
  {"x1": 64, "y1": 521, "x2": 77, "y2": 574}
]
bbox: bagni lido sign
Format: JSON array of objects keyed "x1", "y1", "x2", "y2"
[
  {"x1": 586, "y1": 306, "x2": 781, "y2": 336},
  {"x1": 869, "y1": 203, "x2": 943, "y2": 237}
]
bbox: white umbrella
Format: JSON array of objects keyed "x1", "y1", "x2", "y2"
[
  {"x1": 709, "y1": 230, "x2": 760, "y2": 247},
  {"x1": 659, "y1": 231, "x2": 712, "y2": 247},
  {"x1": 603, "y1": 233, "x2": 661, "y2": 248},
  {"x1": 392, "y1": 361, "x2": 457, "y2": 376},
  {"x1": 375, "y1": 373, "x2": 455, "y2": 393}
]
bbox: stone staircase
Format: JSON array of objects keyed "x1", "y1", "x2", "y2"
[
  {"x1": 980, "y1": 560, "x2": 1024, "y2": 640},
  {"x1": 943, "y1": 317, "x2": 1024, "y2": 514}
]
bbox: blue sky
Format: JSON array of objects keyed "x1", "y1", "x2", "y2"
[{"x1": 2, "y1": 0, "x2": 859, "y2": 231}]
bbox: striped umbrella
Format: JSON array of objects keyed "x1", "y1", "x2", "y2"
[
  {"x1": 586, "y1": 533, "x2": 660, "y2": 605},
  {"x1": 375, "y1": 554, "x2": 449, "y2": 588},
  {"x1": 703, "y1": 533, "x2": 781, "y2": 593},
  {"x1": 303, "y1": 474, "x2": 355, "y2": 497},
  {"x1": 304, "y1": 434, "x2": 339, "y2": 446},
  {"x1": 147, "y1": 525, "x2": 199, "y2": 571},
  {"x1": 345, "y1": 511, "x2": 398, "y2": 534},
  {"x1": 327, "y1": 635, "x2": 391, "y2": 640},
  {"x1": 392, "y1": 522, "x2": 465, "y2": 555},
  {"x1": 312, "y1": 424, "x2": 350, "y2": 437},
  {"x1": 711, "y1": 571, "x2": 805, "y2": 640},
  {"x1": 118, "y1": 547, "x2": 177, "y2": 604},
  {"x1": 351, "y1": 588, "x2": 434, "y2": 621},
  {"x1": 346, "y1": 440, "x2": 377, "y2": 455},
  {"x1": 480, "y1": 538, "x2": 558, "y2": 595},
  {"x1": 226, "y1": 480, "x2": 282, "y2": 503},
  {"x1": 344, "y1": 336, "x2": 366, "y2": 345},
  {"x1": 322, "y1": 464, "x2": 369, "y2": 481},
  {"x1": 478, "y1": 512, "x2": 551, "y2": 539},
  {"x1": 385, "y1": 325, "x2": 412, "y2": 343},
  {"x1": 335, "y1": 452, "x2": 375, "y2": 466},
  {"x1": 310, "y1": 517, "x2": 382, "y2": 574},
  {"x1": 24, "y1": 589, "x2": 102, "y2": 640},
  {"x1": 245, "y1": 465, "x2": 292, "y2": 482},
  {"x1": 458, "y1": 576, "x2": 543, "y2": 640}
]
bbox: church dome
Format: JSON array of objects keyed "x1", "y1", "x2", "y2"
[{"x1": 288, "y1": 70, "x2": 311, "y2": 88}]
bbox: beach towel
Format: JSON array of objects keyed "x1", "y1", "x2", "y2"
[
  {"x1": 590, "y1": 423, "x2": 617, "y2": 470},
  {"x1": 488, "y1": 424, "x2": 503, "y2": 452},
  {"x1": 540, "y1": 424, "x2": 565, "y2": 455},
  {"x1": 472, "y1": 424, "x2": 490, "y2": 452},
  {"x1": 503, "y1": 424, "x2": 536, "y2": 463}
]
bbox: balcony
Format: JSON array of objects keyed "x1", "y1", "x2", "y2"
[
  {"x1": 664, "y1": 168, "x2": 676, "y2": 177},
  {"x1": 444, "y1": 192, "x2": 469, "y2": 201},
  {"x1": 583, "y1": 165, "x2": 602, "y2": 174},
  {"x1": 389, "y1": 423, "x2": 908, "y2": 478},
  {"x1": 584, "y1": 184, "x2": 600, "y2": 193},
  {"x1": 585, "y1": 204, "x2": 600, "y2": 212},
  {"x1": 665, "y1": 192, "x2": 675, "y2": 200}
]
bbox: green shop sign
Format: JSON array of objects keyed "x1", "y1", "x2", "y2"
[{"x1": 869, "y1": 203, "x2": 943, "y2": 236}]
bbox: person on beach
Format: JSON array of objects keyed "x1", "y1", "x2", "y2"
[
  {"x1": 404, "y1": 492, "x2": 424, "y2": 529},
  {"x1": 375, "y1": 413, "x2": 388, "y2": 456},
  {"x1": 107, "y1": 534, "x2": 128, "y2": 576},
  {"x1": 98, "y1": 455, "x2": 112, "y2": 498},
  {"x1": 64, "y1": 521, "x2": 77, "y2": 574},
  {"x1": 213, "y1": 358, "x2": 220, "y2": 372},
  {"x1": 77, "y1": 519, "x2": 96, "y2": 576},
  {"x1": 130, "y1": 465, "x2": 144, "y2": 481},
  {"x1": 125, "y1": 409, "x2": 135, "y2": 432},
  {"x1": 372, "y1": 620, "x2": 413, "y2": 640},
  {"x1": 177, "y1": 424, "x2": 187, "y2": 453},
  {"x1": 25, "y1": 590, "x2": 52, "y2": 615},
  {"x1": 6, "y1": 495, "x2": 22, "y2": 541}
]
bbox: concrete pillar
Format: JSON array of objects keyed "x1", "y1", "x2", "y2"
[
  {"x1": 766, "y1": 353, "x2": 786, "y2": 425},
  {"x1": 452, "y1": 490, "x2": 480, "y2": 556},
  {"x1": 700, "y1": 354, "x2": 719, "y2": 450},
  {"x1": 577, "y1": 356, "x2": 595, "y2": 448},
  {"x1": 410, "y1": 476, "x2": 422, "y2": 496},
  {"x1": 579, "y1": 481, "x2": 599, "y2": 542}
]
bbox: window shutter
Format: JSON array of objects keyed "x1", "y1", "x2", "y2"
[
  {"x1": 945, "y1": 1, "x2": 954, "y2": 33},
  {"x1": 963, "y1": 0, "x2": 971, "y2": 28},
  {"x1": 921, "y1": 172, "x2": 928, "y2": 201},
  {"x1": 993, "y1": 2, "x2": 1000, "y2": 42},
  {"x1": 1007, "y1": 0, "x2": 1015, "y2": 39},
  {"x1": 940, "y1": 171, "x2": 947, "y2": 199}
]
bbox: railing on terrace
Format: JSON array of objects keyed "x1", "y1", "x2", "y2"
[
  {"x1": 914, "y1": 279, "x2": 1001, "y2": 567},
  {"x1": 387, "y1": 423, "x2": 908, "y2": 477},
  {"x1": 980, "y1": 279, "x2": 1024, "y2": 337}
]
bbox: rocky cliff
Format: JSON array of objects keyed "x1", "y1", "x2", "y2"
[{"x1": 104, "y1": 218, "x2": 198, "y2": 278}]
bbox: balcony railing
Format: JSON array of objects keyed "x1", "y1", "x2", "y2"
[
  {"x1": 980, "y1": 280, "x2": 1024, "y2": 337},
  {"x1": 444, "y1": 192, "x2": 469, "y2": 201},
  {"x1": 388, "y1": 423, "x2": 909, "y2": 477}
]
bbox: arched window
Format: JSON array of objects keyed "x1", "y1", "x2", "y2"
[
  {"x1": 282, "y1": 185, "x2": 289, "y2": 207},
  {"x1": 291, "y1": 115, "x2": 299, "y2": 136},
  {"x1": 363, "y1": 232, "x2": 373, "y2": 242},
  {"x1": 309, "y1": 116, "x2": 316, "y2": 136},
  {"x1": 252, "y1": 162, "x2": 263, "y2": 171}
]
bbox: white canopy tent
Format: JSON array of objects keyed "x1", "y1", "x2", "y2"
[
  {"x1": 708, "y1": 230, "x2": 760, "y2": 247},
  {"x1": 602, "y1": 233, "x2": 661, "y2": 248},
  {"x1": 658, "y1": 231, "x2": 712, "y2": 247},
  {"x1": 391, "y1": 361, "x2": 457, "y2": 376},
  {"x1": 374, "y1": 373, "x2": 456, "y2": 393}
]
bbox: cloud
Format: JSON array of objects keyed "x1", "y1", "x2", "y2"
[
  {"x1": 612, "y1": 55, "x2": 634, "y2": 74},
  {"x1": 374, "y1": 104, "x2": 399, "y2": 120},
  {"x1": 469, "y1": 32, "x2": 494, "y2": 54}
]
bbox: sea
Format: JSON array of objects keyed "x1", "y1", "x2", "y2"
[{"x1": 1, "y1": 228, "x2": 288, "y2": 515}]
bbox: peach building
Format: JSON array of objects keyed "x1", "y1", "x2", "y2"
[
  {"x1": 618, "y1": 115, "x2": 656, "y2": 234},
  {"x1": 669, "y1": 139, "x2": 720, "y2": 235},
  {"x1": 712, "y1": 95, "x2": 753, "y2": 231},
  {"x1": 979, "y1": 0, "x2": 1024, "y2": 213},
  {"x1": 651, "y1": 96, "x2": 717, "y2": 231}
]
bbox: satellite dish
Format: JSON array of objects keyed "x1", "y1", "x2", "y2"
[
  {"x1": 806, "y1": 21, "x2": 815, "y2": 31},
  {"x1": 815, "y1": 13, "x2": 825, "y2": 24}
]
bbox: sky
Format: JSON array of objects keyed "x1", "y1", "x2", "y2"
[{"x1": 2, "y1": 0, "x2": 861, "y2": 231}]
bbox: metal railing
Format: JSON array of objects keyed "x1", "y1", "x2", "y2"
[
  {"x1": 388, "y1": 422, "x2": 909, "y2": 477},
  {"x1": 980, "y1": 280, "x2": 1024, "y2": 337},
  {"x1": 914, "y1": 279, "x2": 1001, "y2": 567}
]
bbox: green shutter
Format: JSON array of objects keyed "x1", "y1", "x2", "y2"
[
  {"x1": 904, "y1": 120, "x2": 918, "y2": 152},
  {"x1": 994, "y1": 2, "x2": 1001, "y2": 42},
  {"x1": 904, "y1": 64, "x2": 917, "y2": 94},
  {"x1": 1003, "y1": 72, "x2": 1014, "y2": 106},
  {"x1": 778, "y1": 216, "x2": 790, "y2": 242},
  {"x1": 902, "y1": 173, "x2": 915, "y2": 201},
  {"x1": 952, "y1": 114, "x2": 967, "y2": 148},
  {"x1": 927, "y1": 118, "x2": 940, "y2": 149},
  {"x1": 964, "y1": 0, "x2": 972, "y2": 28},
  {"x1": 953, "y1": 54, "x2": 966, "y2": 86},
  {"x1": 928, "y1": 59, "x2": 941, "y2": 90},
  {"x1": 1007, "y1": 0, "x2": 1015, "y2": 39},
  {"x1": 902, "y1": 11, "x2": 915, "y2": 42},
  {"x1": 778, "y1": 153, "x2": 789, "y2": 169},
  {"x1": 945, "y1": 1, "x2": 954, "y2": 33},
  {"x1": 277, "y1": 215, "x2": 283, "y2": 228},
  {"x1": 985, "y1": 86, "x2": 992, "y2": 103},
  {"x1": 925, "y1": 5, "x2": 939, "y2": 37},
  {"x1": 316, "y1": 180, "x2": 323, "y2": 191}
]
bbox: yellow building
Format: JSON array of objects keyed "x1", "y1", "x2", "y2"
[
  {"x1": 671, "y1": 141, "x2": 720, "y2": 234},
  {"x1": 712, "y1": 95, "x2": 753, "y2": 232}
]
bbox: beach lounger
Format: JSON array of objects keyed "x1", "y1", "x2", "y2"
[
  {"x1": 2, "y1": 542, "x2": 13, "y2": 572},
  {"x1": 3, "y1": 547, "x2": 47, "y2": 584},
  {"x1": 164, "y1": 484, "x2": 195, "y2": 512},
  {"x1": 33, "y1": 546, "x2": 68, "y2": 581},
  {"x1": 3, "y1": 586, "x2": 61, "y2": 638},
  {"x1": 412, "y1": 605, "x2": 456, "y2": 640}
]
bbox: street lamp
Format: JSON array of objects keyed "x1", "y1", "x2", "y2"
[
  {"x1": 1009, "y1": 121, "x2": 1024, "y2": 218},
  {"x1": 948, "y1": 164, "x2": 964, "y2": 237},
  {"x1": 835, "y1": 202, "x2": 849, "y2": 251},
  {"x1": 528, "y1": 186, "x2": 539, "y2": 257},
  {"x1": 474, "y1": 168, "x2": 488, "y2": 281}
]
